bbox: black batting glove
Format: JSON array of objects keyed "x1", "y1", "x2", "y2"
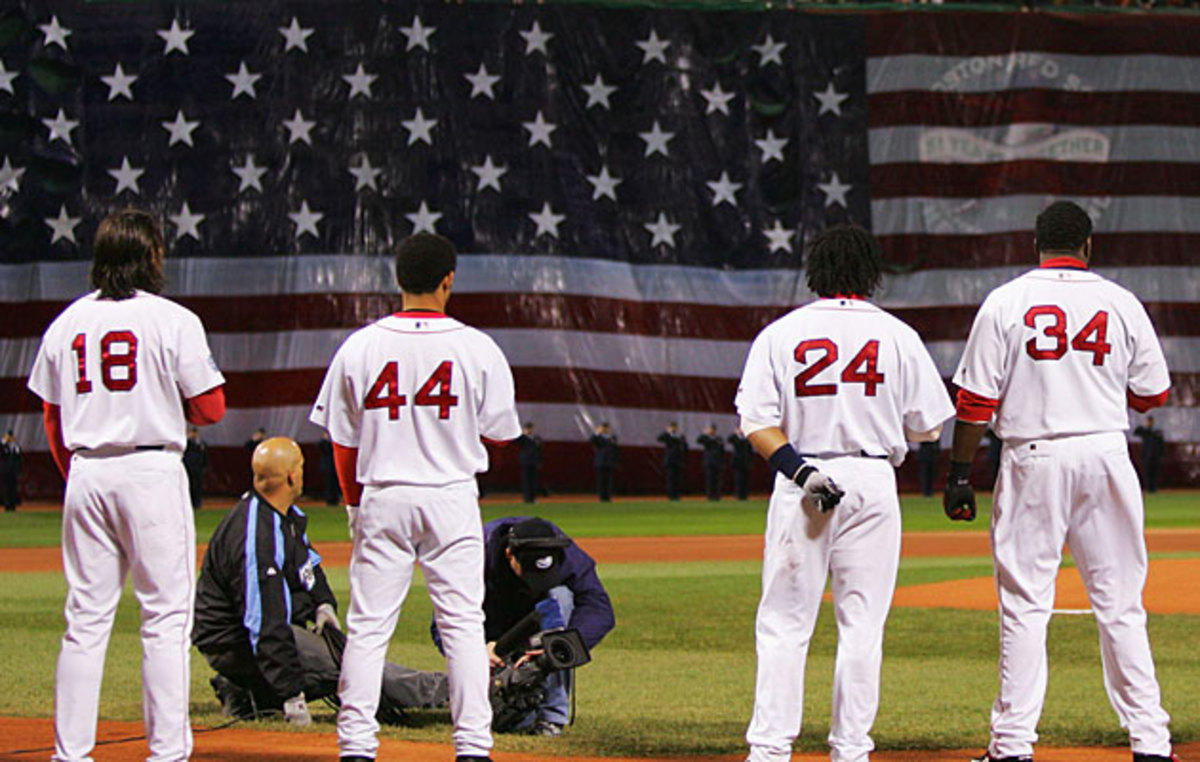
[{"x1": 943, "y1": 461, "x2": 976, "y2": 521}]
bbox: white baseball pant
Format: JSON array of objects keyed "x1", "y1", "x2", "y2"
[
  {"x1": 987, "y1": 431, "x2": 1172, "y2": 759},
  {"x1": 54, "y1": 449, "x2": 195, "y2": 762},
  {"x1": 747, "y1": 457, "x2": 901, "y2": 762},
  {"x1": 337, "y1": 481, "x2": 492, "y2": 759}
]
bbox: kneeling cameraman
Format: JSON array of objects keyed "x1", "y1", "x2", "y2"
[
  {"x1": 436, "y1": 516, "x2": 615, "y2": 737},
  {"x1": 194, "y1": 437, "x2": 447, "y2": 724}
]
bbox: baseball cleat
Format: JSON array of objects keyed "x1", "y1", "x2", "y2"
[
  {"x1": 1132, "y1": 754, "x2": 1180, "y2": 762},
  {"x1": 971, "y1": 754, "x2": 1033, "y2": 762}
]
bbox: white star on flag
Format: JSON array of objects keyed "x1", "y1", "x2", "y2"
[
  {"x1": 343, "y1": 63, "x2": 377, "y2": 99},
  {"x1": 814, "y1": 82, "x2": 850, "y2": 117},
  {"x1": 101, "y1": 63, "x2": 137, "y2": 101},
  {"x1": 706, "y1": 171, "x2": 742, "y2": 207},
  {"x1": 169, "y1": 202, "x2": 205, "y2": 241},
  {"x1": 162, "y1": 110, "x2": 199, "y2": 147},
  {"x1": 639, "y1": 120, "x2": 674, "y2": 158},
  {"x1": 348, "y1": 157, "x2": 382, "y2": 192},
  {"x1": 278, "y1": 17, "x2": 314, "y2": 53},
  {"x1": 586, "y1": 166, "x2": 622, "y2": 201},
  {"x1": 289, "y1": 201, "x2": 323, "y2": 238},
  {"x1": 763, "y1": 220, "x2": 795, "y2": 254},
  {"x1": 108, "y1": 157, "x2": 145, "y2": 195},
  {"x1": 582, "y1": 74, "x2": 616, "y2": 110},
  {"x1": 752, "y1": 34, "x2": 786, "y2": 67},
  {"x1": 45, "y1": 205, "x2": 80, "y2": 245},
  {"x1": 42, "y1": 108, "x2": 79, "y2": 145},
  {"x1": 529, "y1": 202, "x2": 565, "y2": 238},
  {"x1": 399, "y1": 16, "x2": 435, "y2": 52},
  {"x1": 817, "y1": 172, "x2": 852, "y2": 208},
  {"x1": 470, "y1": 156, "x2": 508, "y2": 193},
  {"x1": 645, "y1": 213, "x2": 681, "y2": 248},
  {"x1": 755, "y1": 128, "x2": 788, "y2": 164},
  {"x1": 464, "y1": 63, "x2": 500, "y2": 100},
  {"x1": 402, "y1": 108, "x2": 437, "y2": 146},
  {"x1": 636, "y1": 29, "x2": 670, "y2": 65},
  {"x1": 406, "y1": 201, "x2": 442, "y2": 234},
  {"x1": 283, "y1": 109, "x2": 316, "y2": 145},
  {"x1": 0, "y1": 61, "x2": 16, "y2": 94},
  {"x1": 232, "y1": 155, "x2": 267, "y2": 193},
  {"x1": 226, "y1": 62, "x2": 261, "y2": 100},
  {"x1": 522, "y1": 111, "x2": 556, "y2": 149},
  {"x1": 38, "y1": 16, "x2": 72, "y2": 50},
  {"x1": 520, "y1": 21, "x2": 553, "y2": 56},
  {"x1": 157, "y1": 19, "x2": 194, "y2": 56},
  {"x1": 700, "y1": 82, "x2": 735, "y2": 115},
  {"x1": 0, "y1": 157, "x2": 25, "y2": 192}
]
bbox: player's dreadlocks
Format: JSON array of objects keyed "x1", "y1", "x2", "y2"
[
  {"x1": 395, "y1": 232, "x2": 457, "y2": 294},
  {"x1": 90, "y1": 208, "x2": 167, "y2": 300},
  {"x1": 1035, "y1": 201, "x2": 1093, "y2": 254},
  {"x1": 805, "y1": 223, "x2": 883, "y2": 298}
]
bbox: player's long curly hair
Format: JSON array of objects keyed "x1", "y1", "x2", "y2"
[
  {"x1": 90, "y1": 208, "x2": 166, "y2": 300},
  {"x1": 805, "y1": 224, "x2": 883, "y2": 298},
  {"x1": 1035, "y1": 201, "x2": 1093, "y2": 254},
  {"x1": 395, "y1": 232, "x2": 457, "y2": 294}
]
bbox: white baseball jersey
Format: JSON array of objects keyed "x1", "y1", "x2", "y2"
[
  {"x1": 27, "y1": 290, "x2": 224, "y2": 451},
  {"x1": 736, "y1": 298, "x2": 954, "y2": 467},
  {"x1": 954, "y1": 265, "x2": 1170, "y2": 442},
  {"x1": 310, "y1": 312, "x2": 521, "y2": 487}
]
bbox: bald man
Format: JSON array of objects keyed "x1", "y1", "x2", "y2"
[{"x1": 194, "y1": 437, "x2": 448, "y2": 724}]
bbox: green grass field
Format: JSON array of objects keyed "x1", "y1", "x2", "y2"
[{"x1": 0, "y1": 493, "x2": 1197, "y2": 757}]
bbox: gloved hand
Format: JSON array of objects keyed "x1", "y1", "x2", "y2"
[
  {"x1": 795, "y1": 465, "x2": 844, "y2": 513},
  {"x1": 283, "y1": 693, "x2": 311, "y2": 726},
  {"x1": 314, "y1": 603, "x2": 340, "y2": 635},
  {"x1": 943, "y1": 461, "x2": 977, "y2": 521}
]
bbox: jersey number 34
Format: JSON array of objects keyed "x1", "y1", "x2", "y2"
[
  {"x1": 794, "y1": 339, "x2": 884, "y2": 397},
  {"x1": 1024, "y1": 307, "x2": 1111, "y2": 366},
  {"x1": 364, "y1": 360, "x2": 458, "y2": 420}
]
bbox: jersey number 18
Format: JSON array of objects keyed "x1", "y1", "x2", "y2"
[{"x1": 71, "y1": 330, "x2": 139, "y2": 394}]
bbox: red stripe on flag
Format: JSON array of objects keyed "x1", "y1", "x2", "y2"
[
  {"x1": 866, "y1": 11, "x2": 1200, "y2": 57},
  {"x1": 867, "y1": 90, "x2": 1200, "y2": 129},
  {"x1": 871, "y1": 162, "x2": 1200, "y2": 200},
  {"x1": 879, "y1": 232, "x2": 1200, "y2": 270}
]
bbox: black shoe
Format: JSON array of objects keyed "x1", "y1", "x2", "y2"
[
  {"x1": 1133, "y1": 754, "x2": 1180, "y2": 762},
  {"x1": 340, "y1": 757, "x2": 374, "y2": 761},
  {"x1": 209, "y1": 675, "x2": 256, "y2": 719},
  {"x1": 972, "y1": 754, "x2": 1033, "y2": 762},
  {"x1": 454, "y1": 757, "x2": 493, "y2": 761}
]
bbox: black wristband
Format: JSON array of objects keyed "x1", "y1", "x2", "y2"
[
  {"x1": 947, "y1": 461, "x2": 972, "y2": 485},
  {"x1": 794, "y1": 465, "x2": 816, "y2": 487},
  {"x1": 767, "y1": 444, "x2": 807, "y2": 482}
]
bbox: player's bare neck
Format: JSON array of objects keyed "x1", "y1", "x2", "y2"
[{"x1": 401, "y1": 291, "x2": 448, "y2": 313}]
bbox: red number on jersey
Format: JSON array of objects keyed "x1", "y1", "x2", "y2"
[
  {"x1": 841, "y1": 340, "x2": 885, "y2": 396},
  {"x1": 794, "y1": 339, "x2": 839, "y2": 397},
  {"x1": 100, "y1": 331, "x2": 138, "y2": 392},
  {"x1": 71, "y1": 333, "x2": 93, "y2": 393},
  {"x1": 364, "y1": 361, "x2": 407, "y2": 420},
  {"x1": 1070, "y1": 310, "x2": 1112, "y2": 366},
  {"x1": 1024, "y1": 306, "x2": 1068, "y2": 361},
  {"x1": 1023, "y1": 307, "x2": 1112, "y2": 366},
  {"x1": 414, "y1": 361, "x2": 458, "y2": 419}
]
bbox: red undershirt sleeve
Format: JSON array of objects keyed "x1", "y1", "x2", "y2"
[
  {"x1": 42, "y1": 402, "x2": 71, "y2": 479},
  {"x1": 1128, "y1": 388, "x2": 1169, "y2": 413},
  {"x1": 184, "y1": 385, "x2": 226, "y2": 425},
  {"x1": 955, "y1": 388, "x2": 1000, "y2": 424},
  {"x1": 332, "y1": 442, "x2": 363, "y2": 506}
]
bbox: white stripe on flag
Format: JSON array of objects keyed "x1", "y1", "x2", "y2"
[
  {"x1": 869, "y1": 125, "x2": 1200, "y2": 165},
  {"x1": 872, "y1": 196, "x2": 1200, "y2": 236}
]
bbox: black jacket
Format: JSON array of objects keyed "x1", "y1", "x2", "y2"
[
  {"x1": 657, "y1": 431, "x2": 688, "y2": 468},
  {"x1": 193, "y1": 491, "x2": 336, "y2": 699},
  {"x1": 590, "y1": 433, "x2": 619, "y2": 468},
  {"x1": 728, "y1": 434, "x2": 753, "y2": 469},
  {"x1": 516, "y1": 433, "x2": 544, "y2": 467},
  {"x1": 697, "y1": 434, "x2": 725, "y2": 469}
]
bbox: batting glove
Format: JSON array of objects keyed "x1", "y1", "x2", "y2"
[
  {"x1": 283, "y1": 693, "x2": 311, "y2": 727},
  {"x1": 796, "y1": 466, "x2": 844, "y2": 513},
  {"x1": 943, "y1": 461, "x2": 977, "y2": 521},
  {"x1": 314, "y1": 603, "x2": 340, "y2": 635}
]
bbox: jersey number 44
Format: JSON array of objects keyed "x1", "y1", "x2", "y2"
[{"x1": 364, "y1": 360, "x2": 459, "y2": 420}]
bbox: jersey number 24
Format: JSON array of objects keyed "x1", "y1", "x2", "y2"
[
  {"x1": 794, "y1": 339, "x2": 884, "y2": 397},
  {"x1": 364, "y1": 360, "x2": 459, "y2": 420}
]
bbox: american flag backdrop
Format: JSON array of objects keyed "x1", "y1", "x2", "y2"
[{"x1": 1, "y1": 2, "x2": 1197, "y2": 496}]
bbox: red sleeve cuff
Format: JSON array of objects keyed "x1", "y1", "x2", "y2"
[
  {"x1": 956, "y1": 388, "x2": 1000, "y2": 423},
  {"x1": 332, "y1": 442, "x2": 363, "y2": 506},
  {"x1": 1128, "y1": 388, "x2": 1169, "y2": 413},
  {"x1": 184, "y1": 386, "x2": 226, "y2": 425}
]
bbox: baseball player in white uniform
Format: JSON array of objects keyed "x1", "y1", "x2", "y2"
[
  {"x1": 736, "y1": 224, "x2": 954, "y2": 762},
  {"x1": 26, "y1": 209, "x2": 226, "y2": 762},
  {"x1": 944, "y1": 201, "x2": 1177, "y2": 762},
  {"x1": 310, "y1": 232, "x2": 520, "y2": 762}
]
